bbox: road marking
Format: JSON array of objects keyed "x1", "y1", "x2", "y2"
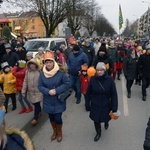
[{"x1": 121, "y1": 76, "x2": 129, "y2": 116}]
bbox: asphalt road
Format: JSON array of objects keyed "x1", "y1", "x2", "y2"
[{"x1": 5, "y1": 75, "x2": 150, "y2": 150}]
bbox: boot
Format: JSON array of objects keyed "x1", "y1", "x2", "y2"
[
  {"x1": 19, "y1": 108, "x2": 26, "y2": 114},
  {"x1": 142, "y1": 96, "x2": 146, "y2": 101},
  {"x1": 56, "y1": 124, "x2": 62, "y2": 142},
  {"x1": 50, "y1": 122, "x2": 57, "y2": 141},
  {"x1": 94, "y1": 122, "x2": 101, "y2": 142},
  {"x1": 104, "y1": 122, "x2": 109, "y2": 130},
  {"x1": 127, "y1": 90, "x2": 131, "y2": 98},
  {"x1": 31, "y1": 119, "x2": 38, "y2": 125},
  {"x1": 26, "y1": 106, "x2": 33, "y2": 113}
]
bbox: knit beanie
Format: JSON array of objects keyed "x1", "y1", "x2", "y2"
[{"x1": 96, "y1": 62, "x2": 106, "y2": 71}]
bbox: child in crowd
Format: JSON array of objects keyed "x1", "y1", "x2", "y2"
[
  {"x1": 79, "y1": 64, "x2": 90, "y2": 108},
  {"x1": 0, "y1": 62, "x2": 17, "y2": 113},
  {"x1": 12, "y1": 60, "x2": 33, "y2": 114},
  {"x1": 35, "y1": 47, "x2": 44, "y2": 70},
  {"x1": 22, "y1": 59, "x2": 43, "y2": 125},
  {"x1": 26, "y1": 52, "x2": 33, "y2": 61}
]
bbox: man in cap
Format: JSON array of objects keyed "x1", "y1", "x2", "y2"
[
  {"x1": 67, "y1": 44, "x2": 89, "y2": 104},
  {"x1": 16, "y1": 44, "x2": 27, "y2": 60}
]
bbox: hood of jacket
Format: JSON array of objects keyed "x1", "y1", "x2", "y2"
[{"x1": 26, "y1": 59, "x2": 39, "y2": 71}]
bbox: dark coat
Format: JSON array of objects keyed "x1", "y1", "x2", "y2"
[
  {"x1": 67, "y1": 49, "x2": 89, "y2": 76},
  {"x1": 0, "y1": 43, "x2": 6, "y2": 63},
  {"x1": 16, "y1": 49, "x2": 27, "y2": 60},
  {"x1": 143, "y1": 117, "x2": 150, "y2": 150},
  {"x1": 85, "y1": 74, "x2": 118, "y2": 123},
  {"x1": 123, "y1": 52, "x2": 138, "y2": 80},
  {"x1": 38, "y1": 71, "x2": 70, "y2": 114},
  {"x1": 107, "y1": 46, "x2": 118, "y2": 63},
  {"x1": 138, "y1": 54, "x2": 150, "y2": 78},
  {"x1": 82, "y1": 45, "x2": 95, "y2": 66},
  {"x1": 2, "y1": 51, "x2": 19, "y2": 67},
  {"x1": 93, "y1": 51, "x2": 114, "y2": 75}
]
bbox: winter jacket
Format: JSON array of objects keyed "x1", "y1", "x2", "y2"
[
  {"x1": 0, "y1": 43, "x2": 6, "y2": 63},
  {"x1": 12, "y1": 66, "x2": 26, "y2": 91},
  {"x1": 57, "y1": 52, "x2": 66, "y2": 64},
  {"x1": 22, "y1": 59, "x2": 43, "y2": 104},
  {"x1": 2, "y1": 51, "x2": 19, "y2": 67},
  {"x1": 79, "y1": 74, "x2": 90, "y2": 95},
  {"x1": 38, "y1": 65, "x2": 70, "y2": 114},
  {"x1": 123, "y1": 51, "x2": 138, "y2": 80},
  {"x1": 0, "y1": 71, "x2": 16, "y2": 94},
  {"x1": 2, "y1": 127, "x2": 35, "y2": 150},
  {"x1": 144, "y1": 117, "x2": 150, "y2": 150},
  {"x1": 93, "y1": 51, "x2": 114, "y2": 76},
  {"x1": 16, "y1": 50, "x2": 27, "y2": 60},
  {"x1": 138, "y1": 54, "x2": 150, "y2": 78},
  {"x1": 0, "y1": 87, "x2": 5, "y2": 105},
  {"x1": 107, "y1": 46, "x2": 118, "y2": 63},
  {"x1": 85, "y1": 73, "x2": 118, "y2": 123},
  {"x1": 82, "y1": 46, "x2": 95, "y2": 66},
  {"x1": 67, "y1": 49, "x2": 89, "y2": 76}
]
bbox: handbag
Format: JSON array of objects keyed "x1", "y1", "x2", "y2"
[{"x1": 58, "y1": 89, "x2": 71, "y2": 103}]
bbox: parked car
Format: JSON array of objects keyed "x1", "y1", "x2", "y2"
[{"x1": 24, "y1": 38, "x2": 67, "y2": 57}]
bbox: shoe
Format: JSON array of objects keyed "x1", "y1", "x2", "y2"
[
  {"x1": 26, "y1": 106, "x2": 33, "y2": 113},
  {"x1": 31, "y1": 119, "x2": 37, "y2": 125},
  {"x1": 76, "y1": 100, "x2": 81, "y2": 104},
  {"x1": 127, "y1": 93, "x2": 131, "y2": 98},
  {"x1": 12, "y1": 107, "x2": 16, "y2": 111},
  {"x1": 94, "y1": 123, "x2": 101, "y2": 142},
  {"x1": 38, "y1": 112, "x2": 42, "y2": 118},
  {"x1": 19, "y1": 108, "x2": 26, "y2": 114},
  {"x1": 56, "y1": 124, "x2": 62, "y2": 142},
  {"x1": 104, "y1": 122, "x2": 109, "y2": 130},
  {"x1": 142, "y1": 96, "x2": 146, "y2": 101}
]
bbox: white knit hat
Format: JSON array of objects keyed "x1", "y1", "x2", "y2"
[{"x1": 96, "y1": 62, "x2": 106, "y2": 71}]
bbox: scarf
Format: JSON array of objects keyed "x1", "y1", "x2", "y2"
[{"x1": 43, "y1": 61, "x2": 59, "y2": 78}]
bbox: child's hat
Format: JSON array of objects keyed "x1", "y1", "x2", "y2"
[
  {"x1": 81, "y1": 64, "x2": 88, "y2": 71},
  {"x1": 1, "y1": 62, "x2": 9, "y2": 69},
  {"x1": 18, "y1": 60, "x2": 26, "y2": 68}
]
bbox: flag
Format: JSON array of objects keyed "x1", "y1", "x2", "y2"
[{"x1": 119, "y1": 4, "x2": 123, "y2": 30}]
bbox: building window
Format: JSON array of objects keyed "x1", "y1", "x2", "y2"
[
  {"x1": 26, "y1": 20, "x2": 28, "y2": 25},
  {"x1": 31, "y1": 19, "x2": 35, "y2": 23},
  {"x1": 31, "y1": 25, "x2": 35, "y2": 29}
]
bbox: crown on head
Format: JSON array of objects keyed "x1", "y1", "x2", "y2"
[
  {"x1": 1, "y1": 62, "x2": 9, "y2": 69},
  {"x1": 18, "y1": 60, "x2": 26, "y2": 68},
  {"x1": 43, "y1": 51, "x2": 55, "y2": 61}
]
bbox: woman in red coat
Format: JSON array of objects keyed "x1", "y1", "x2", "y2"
[{"x1": 12, "y1": 60, "x2": 33, "y2": 114}]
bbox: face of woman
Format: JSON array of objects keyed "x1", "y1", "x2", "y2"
[
  {"x1": 29, "y1": 63, "x2": 36, "y2": 70},
  {"x1": 96, "y1": 69, "x2": 105, "y2": 76},
  {"x1": 45, "y1": 60, "x2": 54, "y2": 71}
]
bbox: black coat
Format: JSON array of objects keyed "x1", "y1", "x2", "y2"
[
  {"x1": 16, "y1": 49, "x2": 27, "y2": 60},
  {"x1": 2, "y1": 51, "x2": 19, "y2": 67},
  {"x1": 85, "y1": 74, "x2": 118, "y2": 123},
  {"x1": 123, "y1": 56, "x2": 138, "y2": 80},
  {"x1": 143, "y1": 117, "x2": 150, "y2": 150},
  {"x1": 93, "y1": 52, "x2": 114, "y2": 76},
  {"x1": 82, "y1": 46, "x2": 95, "y2": 66},
  {"x1": 0, "y1": 43, "x2": 6, "y2": 63},
  {"x1": 138, "y1": 54, "x2": 150, "y2": 78}
]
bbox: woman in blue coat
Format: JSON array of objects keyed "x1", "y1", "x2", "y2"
[
  {"x1": 38, "y1": 51, "x2": 70, "y2": 142},
  {"x1": 85, "y1": 62, "x2": 118, "y2": 142}
]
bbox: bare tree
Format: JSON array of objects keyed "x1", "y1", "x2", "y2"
[
  {"x1": 82, "y1": 0, "x2": 101, "y2": 36},
  {"x1": 7, "y1": 0, "x2": 70, "y2": 37}
]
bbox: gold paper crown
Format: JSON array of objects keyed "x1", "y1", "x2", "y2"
[
  {"x1": 18, "y1": 60, "x2": 26, "y2": 68},
  {"x1": 1, "y1": 62, "x2": 9, "y2": 69},
  {"x1": 43, "y1": 51, "x2": 55, "y2": 61}
]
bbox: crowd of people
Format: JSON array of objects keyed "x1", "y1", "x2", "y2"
[{"x1": 0, "y1": 35, "x2": 150, "y2": 149}]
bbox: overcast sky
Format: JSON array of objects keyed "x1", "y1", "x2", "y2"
[{"x1": 96, "y1": 0, "x2": 149, "y2": 33}]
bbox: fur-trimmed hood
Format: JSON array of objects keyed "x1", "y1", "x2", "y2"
[{"x1": 26, "y1": 59, "x2": 40, "y2": 71}]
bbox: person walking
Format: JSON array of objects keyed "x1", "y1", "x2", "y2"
[
  {"x1": 12, "y1": 60, "x2": 33, "y2": 114},
  {"x1": 85, "y1": 62, "x2": 118, "y2": 142},
  {"x1": 67, "y1": 44, "x2": 89, "y2": 104},
  {"x1": 38, "y1": 51, "x2": 70, "y2": 142},
  {"x1": 22, "y1": 59, "x2": 43, "y2": 125},
  {"x1": 0, "y1": 62, "x2": 17, "y2": 113},
  {"x1": 123, "y1": 49, "x2": 138, "y2": 98},
  {"x1": 138, "y1": 48, "x2": 150, "y2": 101}
]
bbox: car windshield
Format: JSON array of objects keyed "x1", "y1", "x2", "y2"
[{"x1": 24, "y1": 41, "x2": 49, "y2": 51}]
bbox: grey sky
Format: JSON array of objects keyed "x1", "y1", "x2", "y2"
[{"x1": 96, "y1": 0, "x2": 149, "y2": 33}]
